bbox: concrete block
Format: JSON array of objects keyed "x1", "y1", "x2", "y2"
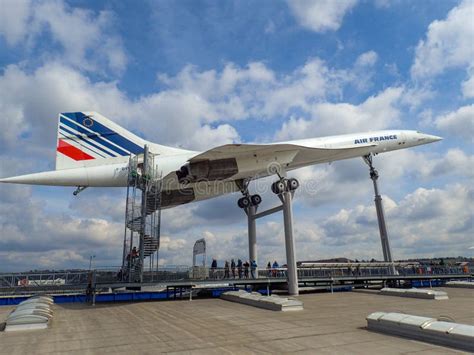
[
  {"x1": 3, "y1": 295, "x2": 54, "y2": 332},
  {"x1": 445, "y1": 281, "x2": 474, "y2": 289},
  {"x1": 367, "y1": 312, "x2": 474, "y2": 352},
  {"x1": 380, "y1": 288, "x2": 448, "y2": 300},
  {"x1": 449, "y1": 324, "x2": 474, "y2": 343},
  {"x1": 221, "y1": 291, "x2": 303, "y2": 311}
]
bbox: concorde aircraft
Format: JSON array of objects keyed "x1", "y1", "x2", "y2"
[{"x1": 0, "y1": 112, "x2": 442, "y2": 209}]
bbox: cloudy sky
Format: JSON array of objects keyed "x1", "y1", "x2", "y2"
[{"x1": 0, "y1": 0, "x2": 472, "y2": 271}]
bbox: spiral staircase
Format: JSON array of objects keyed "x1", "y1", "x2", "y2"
[{"x1": 122, "y1": 146, "x2": 162, "y2": 282}]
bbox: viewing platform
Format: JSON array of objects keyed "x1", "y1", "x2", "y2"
[{"x1": 0, "y1": 263, "x2": 471, "y2": 305}]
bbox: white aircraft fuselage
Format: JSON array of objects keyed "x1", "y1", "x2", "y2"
[{"x1": 0, "y1": 112, "x2": 442, "y2": 208}]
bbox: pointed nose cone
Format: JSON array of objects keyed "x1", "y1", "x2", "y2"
[
  {"x1": 416, "y1": 132, "x2": 443, "y2": 144},
  {"x1": 425, "y1": 134, "x2": 443, "y2": 143}
]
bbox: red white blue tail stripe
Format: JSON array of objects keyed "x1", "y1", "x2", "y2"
[{"x1": 57, "y1": 112, "x2": 144, "y2": 161}]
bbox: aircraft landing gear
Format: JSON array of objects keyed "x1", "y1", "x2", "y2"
[
  {"x1": 236, "y1": 176, "x2": 301, "y2": 294},
  {"x1": 237, "y1": 194, "x2": 262, "y2": 209},
  {"x1": 235, "y1": 179, "x2": 262, "y2": 279},
  {"x1": 73, "y1": 186, "x2": 88, "y2": 196},
  {"x1": 271, "y1": 178, "x2": 299, "y2": 195},
  {"x1": 236, "y1": 179, "x2": 262, "y2": 209},
  {"x1": 363, "y1": 154, "x2": 395, "y2": 276},
  {"x1": 271, "y1": 177, "x2": 299, "y2": 295},
  {"x1": 251, "y1": 194, "x2": 262, "y2": 206}
]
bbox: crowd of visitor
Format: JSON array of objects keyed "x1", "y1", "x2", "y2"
[{"x1": 209, "y1": 259, "x2": 282, "y2": 279}]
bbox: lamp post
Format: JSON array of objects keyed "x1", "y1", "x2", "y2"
[{"x1": 89, "y1": 255, "x2": 96, "y2": 271}]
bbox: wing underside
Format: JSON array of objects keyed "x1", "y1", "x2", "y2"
[
  {"x1": 157, "y1": 141, "x2": 376, "y2": 209},
  {"x1": 188, "y1": 142, "x2": 376, "y2": 162}
]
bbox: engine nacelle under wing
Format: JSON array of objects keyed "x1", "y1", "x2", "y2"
[{"x1": 176, "y1": 158, "x2": 238, "y2": 184}]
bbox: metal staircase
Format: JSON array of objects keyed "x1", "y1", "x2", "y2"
[{"x1": 121, "y1": 146, "x2": 162, "y2": 283}]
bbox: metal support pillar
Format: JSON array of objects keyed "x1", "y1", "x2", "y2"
[
  {"x1": 138, "y1": 145, "x2": 149, "y2": 283},
  {"x1": 246, "y1": 204, "x2": 258, "y2": 278},
  {"x1": 280, "y1": 189, "x2": 299, "y2": 296},
  {"x1": 364, "y1": 155, "x2": 395, "y2": 275},
  {"x1": 238, "y1": 177, "x2": 299, "y2": 295}
]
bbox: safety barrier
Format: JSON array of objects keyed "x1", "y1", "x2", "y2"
[
  {"x1": 0, "y1": 271, "x2": 89, "y2": 289},
  {"x1": 1, "y1": 264, "x2": 470, "y2": 294}
]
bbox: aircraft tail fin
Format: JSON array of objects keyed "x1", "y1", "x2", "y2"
[{"x1": 56, "y1": 112, "x2": 147, "y2": 170}]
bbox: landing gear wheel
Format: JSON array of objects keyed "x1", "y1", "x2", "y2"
[
  {"x1": 288, "y1": 178, "x2": 299, "y2": 191},
  {"x1": 238, "y1": 196, "x2": 251, "y2": 209},
  {"x1": 271, "y1": 180, "x2": 285, "y2": 194},
  {"x1": 177, "y1": 166, "x2": 192, "y2": 184},
  {"x1": 251, "y1": 194, "x2": 262, "y2": 206}
]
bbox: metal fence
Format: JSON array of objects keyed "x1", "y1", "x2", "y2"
[
  {"x1": 0, "y1": 264, "x2": 469, "y2": 290},
  {"x1": 0, "y1": 270, "x2": 90, "y2": 289},
  {"x1": 203, "y1": 264, "x2": 469, "y2": 280}
]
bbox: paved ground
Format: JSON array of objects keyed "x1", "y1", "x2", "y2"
[{"x1": 0, "y1": 287, "x2": 473, "y2": 354}]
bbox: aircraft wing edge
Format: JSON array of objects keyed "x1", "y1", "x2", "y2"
[{"x1": 188, "y1": 142, "x2": 377, "y2": 162}]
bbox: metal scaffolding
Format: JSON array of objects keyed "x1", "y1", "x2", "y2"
[{"x1": 121, "y1": 145, "x2": 163, "y2": 283}]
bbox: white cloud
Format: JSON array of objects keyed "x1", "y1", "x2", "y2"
[
  {"x1": 261, "y1": 58, "x2": 343, "y2": 117},
  {"x1": 0, "y1": 183, "x2": 124, "y2": 270},
  {"x1": 2, "y1": 58, "x2": 358, "y2": 158},
  {"x1": 0, "y1": 63, "x2": 128, "y2": 152},
  {"x1": 435, "y1": 105, "x2": 474, "y2": 141},
  {"x1": 190, "y1": 184, "x2": 474, "y2": 265},
  {"x1": 38, "y1": 250, "x2": 86, "y2": 269},
  {"x1": 280, "y1": 144, "x2": 473, "y2": 215},
  {"x1": 355, "y1": 51, "x2": 378, "y2": 67},
  {"x1": 68, "y1": 193, "x2": 126, "y2": 222},
  {"x1": 158, "y1": 62, "x2": 275, "y2": 100},
  {"x1": 347, "y1": 50, "x2": 379, "y2": 92},
  {"x1": 411, "y1": 0, "x2": 474, "y2": 80},
  {"x1": 414, "y1": 149, "x2": 474, "y2": 180},
  {"x1": 0, "y1": 0, "x2": 32, "y2": 45},
  {"x1": 399, "y1": 85, "x2": 435, "y2": 111},
  {"x1": 275, "y1": 86, "x2": 403, "y2": 140},
  {"x1": 287, "y1": 0, "x2": 358, "y2": 33},
  {"x1": 0, "y1": 0, "x2": 127, "y2": 73},
  {"x1": 373, "y1": 0, "x2": 392, "y2": 8},
  {"x1": 0, "y1": 62, "x2": 244, "y2": 153},
  {"x1": 289, "y1": 162, "x2": 371, "y2": 208},
  {"x1": 0, "y1": 59, "x2": 348, "y2": 157},
  {"x1": 160, "y1": 236, "x2": 187, "y2": 252},
  {"x1": 461, "y1": 66, "x2": 474, "y2": 98},
  {"x1": 156, "y1": 56, "x2": 373, "y2": 124},
  {"x1": 186, "y1": 124, "x2": 240, "y2": 151},
  {"x1": 320, "y1": 183, "x2": 473, "y2": 258}
]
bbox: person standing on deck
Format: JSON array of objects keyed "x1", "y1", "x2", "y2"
[
  {"x1": 224, "y1": 260, "x2": 230, "y2": 279},
  {"x1": 251, "y1": 260, "x2": 257, "y2": 279},
  {"x1": 244, "y1": 261, "x2": 250, "y2": 279},
  {"x1": 231, "y1": 259, "x2": 236, "y2": 278},
  {"x1": 211, "y1": 258, "x2": 217, "y2": 279},
  {"x1": 237, "y1": 259, "x2": 243, "y2": 279}
]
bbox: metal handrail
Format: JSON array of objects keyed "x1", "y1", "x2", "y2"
[{"x1": 1, "y1": 264, "x2": 469, "y2": 289}]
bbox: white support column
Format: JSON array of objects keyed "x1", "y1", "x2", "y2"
[
  {"x1": 364, "y1": 155, "x2": 396, "y2": 276},
  {"x1": 281, "y1": 190, "x2": 299, "y2": 296},
  {"x1": 247, "y1": 204, "x2": 258, "y2": 278}
]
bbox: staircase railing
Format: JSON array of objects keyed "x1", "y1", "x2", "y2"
[{"x1": 121, "y1": 147, "x2": 162, "y2": 282}]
